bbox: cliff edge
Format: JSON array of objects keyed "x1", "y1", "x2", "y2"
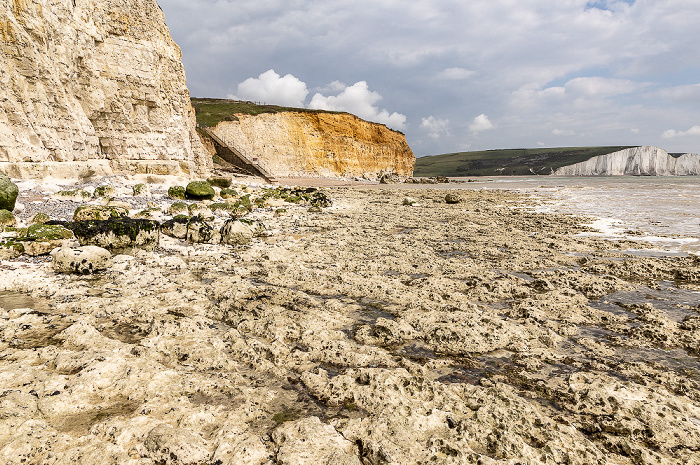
[
  {"x1": 207, "y1": 110, "x2": 415, "y2": 180},
  {"x1": 553, "y1": 146, "x2": 700, "y2": 176},
  {"x1": 0, "y1": 0, "x2": 209, "y2": 179}
]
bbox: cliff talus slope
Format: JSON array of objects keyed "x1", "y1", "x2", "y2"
[
  {"x1": 553, "y1": 146, "x2": 700, "y2": 176},
  {"x1": 0, "y1": 0, "x2": 208, "y2": 178},
  {"x1": 211, "y1": 111, "x2": 414, "y2": 179}
]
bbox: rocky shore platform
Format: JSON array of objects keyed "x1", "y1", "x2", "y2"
[{"x1": 1, "y1": 176, "x2": 700, "y2": 464}]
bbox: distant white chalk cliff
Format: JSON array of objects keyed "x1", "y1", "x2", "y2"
[{"x1": 553, "y1": 146, "x2": 700, "y2": 176}]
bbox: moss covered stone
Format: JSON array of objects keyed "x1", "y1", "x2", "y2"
[
  {"x1": 0, "y1": 176, "x2": 19, "y2": 211},
  {"x1": 73, "y1": 205, "x2": 128, "y2": 222},
  {"x1": 31, "y1": 213, "x2": 51, "y2": 224},
  {"x1": 206, "y1": 177, "x2": 231, "y2": 189},
  {"x1": 167, "y1": 186, "x2": 186, "y2": 199},
  {"x1": 25, "y1": 224, "x2": 74, "y2": 241},
  {"x1": 0, "y1": 240, "x2": 23, "y2": 259},
  {"x1": 132, "y1": 183, "x2": 149, "y2": 196},
  {"x1": 168, "y1": 202, "x2": 189, "y2": 216},
  {"x1": 93, "y1": 185, "x2": 115, "y2": 198},
  {"x1": 185, "y1": 181, "x2": 215, "y2": 200},
  {"x1": 0, "y1": 209, "x2": 16, "y2": 227},
  {"x1": 220, "y1": 188, "x2": 238, "y2": 199}
]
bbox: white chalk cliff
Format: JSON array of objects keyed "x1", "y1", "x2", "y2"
[
  {"x1": 0, "y1": 0, "x2": 209, "y2": 178},
  {"x1": 553, "y1": 146, "x2": 700, "y2": 176}
]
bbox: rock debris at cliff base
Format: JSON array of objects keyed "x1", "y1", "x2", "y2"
[{"x1": 1, "y1": 185, "x2": 700, "y2": 464}]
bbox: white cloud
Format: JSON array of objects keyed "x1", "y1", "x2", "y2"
[
  {"x1": 552, "y1": 129, "x2": 575, "y2": 136},
  {"x1": 662, "y1": 126, "x2": 700, "y2": 139},
  {"x1": 630, "y1": 128, "x2": 640, "y2": 134},
  {"x1": 231, "y1": 69, "x2": 308, "y2": 107},
  {"x1": 420, "y1": 116, "x2": 450, "y2": 139},
  {"x1": 309, "y1": 81, "x2": 407, "y2": 130},
  {"x1": 564, "y1": 77, "x2": 643, "y2": 97},
  {"x1": 469, "y1": 114, "x2": 494, "y2": 134},
  {"x1": 437, "y1": 68, "x2": 475, "y2": 80},
  {"x1": 658, "y1": 84, "x2": 700, "y2": 102}
]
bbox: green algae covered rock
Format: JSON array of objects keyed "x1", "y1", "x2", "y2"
[
  {"x1": 0, "y1": 176, "x2": 19, "y2": 211},
  {"x1": 207, "y1": 177, "x2": 231, "y2": 189},
  {"x1": 0, "y1": 240, "x2": 23, "y2": 259},
  {"x1": 73, "y1": 205, "x2": 128, "y2": 222},
  {"x1": 25, "y1": 223, "x2": 74, "y2": 241},
  {"x1": 133, "y1": 183, "x2": 150, "y2": 196},
  {"x1": 185, "y1": 181, "x2": 215, "y2": 200},
  {"x1": 0, "y1": 209, "x2": 16, "y2": 227},
  {"x1": 93, "y1": 185, "x2": 115, "y2": 198},
  {"x1": 220, "y1": 188, "x2": 238, "y2": 199},
  {"x1": 31, "y1": 213, "x2": 51, "y2": 225},
  {"x1": 167, "y1": 186, "x2": 186, "y2": 199}
]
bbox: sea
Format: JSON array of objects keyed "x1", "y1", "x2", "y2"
[{"x1": 452, "y1": 176, "x2": 700, "y2": 254}]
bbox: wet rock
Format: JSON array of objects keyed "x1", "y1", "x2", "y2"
[
  {"x1": 69, "y1": 218, "x2": 160, "y2": 252},
  {"x1": 0, "y1": 175, "x2": 18, "y2": 211},
  {"x1": 185, "y1": 181, "x2": 215, "y2": 200},
  {"x1": 220, "y1": 219, "x2": 253, "y2": 245},
  {"x1": 220, "y1": 188, "x2": 238, "y2": 199},
  {"x1": 73, "y1": 205, "x2": 128, "y2": 222},
  {"x1": 52, "y1": 246, "x2": 112, "y2": 274},
  {"x1": 144, "y1": 424, "x2": 211, "y2": 465}
]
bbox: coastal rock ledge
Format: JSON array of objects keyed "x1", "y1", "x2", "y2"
[
  {"x1": 0, "y1": 0, "x2": 209, "y2": 179},
  {"x1": 553, "y1": 146, "x2": 700, "y2": 176}
]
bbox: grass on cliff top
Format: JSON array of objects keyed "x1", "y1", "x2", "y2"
[
  {"x1": 413, "y1": 146, "x2": 636, "y2": 177},
  {"x1": 191, "y1": 97, "x2": 344, "y2": 127}
]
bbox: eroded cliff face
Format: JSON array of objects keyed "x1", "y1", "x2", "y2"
[
  {"x1": 211, "y1": 112, "x2": 415, "y2": 179},
  {"x1": 553, "y1": 146, "x2": 700, "y2": 176},
  {"x1": 0, "y1": 0, "x2": 209, "y2": 178}
]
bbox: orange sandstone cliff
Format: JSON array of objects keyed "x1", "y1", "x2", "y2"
[{"x1": 210, "y1": 112, "x2": 415, "y2": 179}]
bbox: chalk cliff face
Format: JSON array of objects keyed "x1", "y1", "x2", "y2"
[
  {"x1": 211, "y1": 112, "x2": 415, "y2": 179},
  {"x1": 0, "y1": 0, "x2": 209, "y2": 178},
  {"x1": 553, "y1": 146, "x2": 700, "y2": 176}
]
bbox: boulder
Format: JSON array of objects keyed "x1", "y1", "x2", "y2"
[
  {"x1": 31, "y1": 213, "x2": 51, "y2": 224},
  {"x1": 93, "y1": 185, "x2": 115, "y2": 197},
  {"x1": 185, "y1": 181, "x2": 215, "y2": 200},
  {"x1": 73, "y1": 205, "x2": 128, "y2": 222},
  {"x1": 52, "y1": 246, "x2": 112, "y2": 274},
  {"x1": 219, "y1": 188, "x2": 238, "y2": 199},
  {"x1": 0, "y1": 209, "x2": 16, "y2": 227},
  {"x1": 161, "y1": 216, "x2": 190, "y2": 240},
  {"x1": 207, "y1": 177, "x2": 231, "y2": 188},
  {"x1": 186, "y1": 217, "x2": 221, "y2": 244},
  {"x1": 70, "y1": 218, "x2": 160, "y2": 252},
  {"x1": 22, "y1": 223, "x2": 75, "y2": 256},
  {"x1": 379, "y1": 172, "x2": 401, "y2": 184},
  {"x1": 220, "y1": 219, "x2": 253, "y2": 245},
  {"x1": 445, "y1": 193, "x2": 462, "y2": 204},
  {"x1": 188, "y1": 203, "x2": 214, "y2": 220},
  {"x1": 132, "y1": 183, "x2": 150, "y2": 196},
  {"x1": 402, "y1": 197, "x2": 418, "y2": 206},
  {"x1": 167, "y1": 185, "x2": 186, "y2": 199},
  {"x1": 0, "y1": 176, "x2": 19, "y2": 211},
  {"x1": 168, "y1": 202, "x2": 189, "y2": 216},
  {"x1": 0, "y1": 240, "x2": 23, "y2": 260}
]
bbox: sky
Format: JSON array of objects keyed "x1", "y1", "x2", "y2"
[{"x1": 158, "y1": 0, "x2": 700, "y2": 157}]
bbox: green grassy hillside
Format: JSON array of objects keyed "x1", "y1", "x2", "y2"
[
  {"x1": 191, "y1": 98, "x2": 343, "y2": 127},
  {"x1": 413, "y1": 146, "x2": 635, "y2": 177}
]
